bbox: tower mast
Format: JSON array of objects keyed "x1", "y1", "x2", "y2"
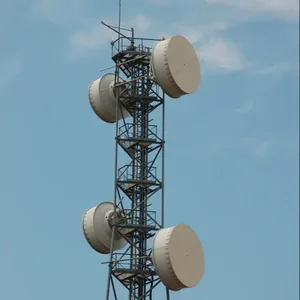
[{"x1": 104, "y1": 24, "x2": 166, "y2": 299}]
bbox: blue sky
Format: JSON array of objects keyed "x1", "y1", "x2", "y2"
[{"x1": 0, "y1": 0, "x2": 299, "y2": 299}]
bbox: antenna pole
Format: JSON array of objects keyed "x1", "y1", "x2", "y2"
[
  {"x1": 105, "y1": 3, "x2": 122, "y2": 299},
  {"x1": 118, "y1": 0, "x2": 121, "y2": 40}
]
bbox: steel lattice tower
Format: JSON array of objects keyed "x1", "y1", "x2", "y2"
[
  {"x1": 102, "y1": 25, "x2": 169, "y2": 300},
  {"x1": 84, "y1": 3, "x2": 204, "y2": 298}
]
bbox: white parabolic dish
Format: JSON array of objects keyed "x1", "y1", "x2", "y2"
[
  {"x1": 88, "y1": 74, "x2": 129, "y2": 123},
  {"x1": 82, "y1": 202, "x2": 127, "y2": 254},
  {"x1": 151, "y1": 35, "x2": 200, "y2": 99},
  {"x1": 152, "y1": 224, "x2": 204, "y2": 291}
]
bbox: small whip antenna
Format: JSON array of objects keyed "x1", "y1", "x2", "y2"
[{"x1": 118, "y1": 0, "x2": 121, "y2": 52}]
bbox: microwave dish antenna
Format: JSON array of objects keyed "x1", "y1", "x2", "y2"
[
  {"x1": 82, "y1": 202, "x2": 127, "y2": 254},
  {"x1": 152, "y1": 224, "x2": 204, "y2": 291},
  {"x1": 151, "y1": 35, "x2": 200, "y2": 99},
  {"x1": 88, "y1": 74, "x2": 129, "y2": 123}
]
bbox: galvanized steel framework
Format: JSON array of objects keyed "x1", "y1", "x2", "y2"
[{"x1": 102, "y1": 22, "x2": 170, "y2": 300}]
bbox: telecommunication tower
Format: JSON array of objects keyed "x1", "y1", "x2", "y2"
[{"x1": 82, "y1": 3, "x2": 204, "y2": 299}]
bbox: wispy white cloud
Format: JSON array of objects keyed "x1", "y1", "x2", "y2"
[
  {"x1": 202, "y1": 137, "x2": 274, "y2": 157},
  {"x1": 176, "y1": 25, "x2": 204, "y2": 45},
  {"x1": 174, "y1": 23, "x2": 248, "y2": 72},
  {"x1": 239, "y1": 138, "x2": 273, "y2": 157},
  {"x1": 198, "y1": 37, "x2": 248, "y2": 72},
  {"x1": 205, "y1": 0, "x2": 299, "y2": 20},
  {"x1": 131, "y1": 14, "x2": 152, "y2": 33},
  {"x1": 254, "y1": 62, "x2": 295, "y2": 75},
  {"x1": 176, "y1": 22, "x2": 228, "y2": 45},
  {"x1": 152, "y1": 0, "x2": 170, "y2": 5},
  {"x1": 253, "y1": 140, "x2": 271, "y2": 156},
  {"x1": 68, "y1": 14, "x2": 152, "y2": 59},
  {"x1": 165, "y1": 0, "x2": 297, "y2": 73},
  {"x1": 67, "y1": 22, "x2": 111, "y2": 59},
  {"x1": 235, "y1": 102, "x2": 254, "y2": 114},
  {"x1": 0, "y1": 57, "x2": 21, "y2": 87},
  {"x1": 31, "y1": 0, "x2": 85, "y2": 25}
]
